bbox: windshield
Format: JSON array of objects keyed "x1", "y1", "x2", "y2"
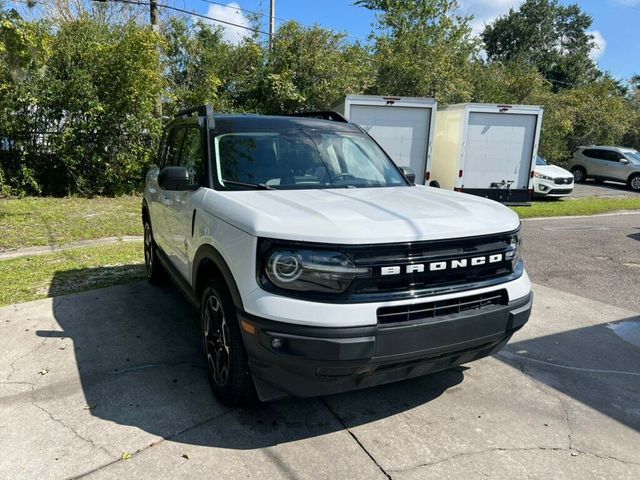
[
  {"x1": 623, "y1": 150, "x2": 640, "y2": 164},
  {"x1": 213, "y1": 130, "x2": 408, "y2": 190},
  {"x1": 536, "y1": 155, "x2": 548, "y2": 166}
]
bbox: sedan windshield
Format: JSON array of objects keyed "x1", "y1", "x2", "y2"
[
  {"x1": 536, "y1": 155, "x2": 548, "y2": 166},
  {"x1": 213, "y1": 130, "x2": 408, "y2": 190}
]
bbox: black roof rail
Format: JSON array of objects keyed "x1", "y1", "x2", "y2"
[
  {"x1": 287, "y1": 111, "x2": 348, "y2": 123},
  {"x1": 174, "y1": 105, "x2": 215, "y2": 127}
]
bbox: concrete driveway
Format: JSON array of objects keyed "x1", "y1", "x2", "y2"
[{"x1": 1, "y1": 215, "x2": 639, "y2": 479}]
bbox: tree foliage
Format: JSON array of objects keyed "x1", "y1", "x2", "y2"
[
  {"x1": 482, "y1": 0, "x2": 598, "y2": 89},
  {"x1": 358, "y1": 0, "x2": 478, "y2": 102},
  {"x1": 0, "y1": 0, "x2": 638, "y2": 196}
]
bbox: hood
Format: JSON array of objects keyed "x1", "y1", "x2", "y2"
[
  {"x1": 203, "y1": 186, "x2": 520, "y2": 244},
  {"x1": 535, "y1": 164, "x2": 572, "y2": 178}
]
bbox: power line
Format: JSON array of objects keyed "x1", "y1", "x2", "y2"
[
  {"x1": 196, "y1": 0, "x2": 370, "y2": 43},
  {"x1": 94, "y1": 0, "x2": 271, "y2": 35}
]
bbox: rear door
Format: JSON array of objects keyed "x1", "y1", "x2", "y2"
[
  {"x1": 464, "y1": 112, "x2": 536, "y2": 189},
  {"x1": 581, "y1": 148, "x2": 608, "y2": 177},
  {"x1": 349, "y1": 104, "x2": 431, "y2": 183}
]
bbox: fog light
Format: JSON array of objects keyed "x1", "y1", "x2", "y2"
[{"x1": 271, "y1": 337, "x2": 284, "y2": 349}]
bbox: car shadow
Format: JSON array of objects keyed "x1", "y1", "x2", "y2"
[
  {"x1": 495, "y1": 315, "x2": 640, "y2": 433},
  {"x1": 34, "y1": 270, "x2": 464, "y2": 450}
]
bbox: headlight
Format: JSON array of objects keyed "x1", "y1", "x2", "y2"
[
  {"x1": 504, "y1": 230, "x2": 521, "y2": 268},
  {"x1": 265, "y1": 249, "x2": 370, "y2": 293},
  {"x1": 533, "y1": 172, "x2": 553, "y2": 181}
]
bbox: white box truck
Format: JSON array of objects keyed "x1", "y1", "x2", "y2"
[
  {"x1": 333, "y1": 95, "x2": 437, "y2": 184},
  {"x1": 431, "y1": 103, "x2": 543, "y2": 203}
]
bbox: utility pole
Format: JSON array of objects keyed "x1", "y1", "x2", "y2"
[
  {"x1": 149, "y1": 0, "x2": 162, "y2": 117},
  {"x1": 150, "y1": 0, "x2": 159, "y2": 30},
  {"x1": 269, "y1": 0, "x2": 275, "y2": 49}
]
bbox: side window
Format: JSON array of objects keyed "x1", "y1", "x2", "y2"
[
  {"x1": 163, "y1": 128, "x2": 185, "y2": 168},
  {"x1": 179, "y1": 128, "x2": 204, "y2": 185},
  {"x1": 602, "y1": 150, "x2": 621, "y2": 162},
  {"x1": 583, "y1": 149, "x2": 607, "y2": 160}
]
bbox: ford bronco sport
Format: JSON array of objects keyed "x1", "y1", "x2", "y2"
[{"x1": 142, "y1": 105, "x2": 533, "y2": 406}]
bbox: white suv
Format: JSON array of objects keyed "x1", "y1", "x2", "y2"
[
  {"x1": 142, "y1": 106, "x2": 532, "y2": 405},
  {"x1": 569, "y1": 146, "x2": 640, "y2": 191}
]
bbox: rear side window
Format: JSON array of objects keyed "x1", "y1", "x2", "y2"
[{"x1": 582, "y1": 149, "x2": 608, "y2": 160}]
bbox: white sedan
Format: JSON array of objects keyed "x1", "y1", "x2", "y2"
[{"x1": 533, "y1": 155, "x2": 574, "y2": 198}]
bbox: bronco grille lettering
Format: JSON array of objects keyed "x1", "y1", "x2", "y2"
[{"x1": 381, "y1": 253, "x2": 504, "y2": 276}]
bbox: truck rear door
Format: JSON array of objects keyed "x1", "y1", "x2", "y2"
[
  {"x1": 464, "y1": 112, "x2": 536, "y2": 190},
  {"x1": 349, "y1": 104, "x2": 431, "y2": 183}
]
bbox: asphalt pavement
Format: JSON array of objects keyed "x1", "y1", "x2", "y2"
[
  {"x1": 1, "y1": 213, "x2": 639, "y2": 479},
  {"x1": 570, "y1": 180, "x2": 638, "y2": 198},
  {"x1": 522, "y1": 212, "x2": 640, "y2": 311}
]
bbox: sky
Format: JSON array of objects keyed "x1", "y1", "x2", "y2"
[{"x1": 181, "y1": 0, "x2": 639, "y2": 82}]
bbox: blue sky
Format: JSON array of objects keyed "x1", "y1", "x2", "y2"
[{"x1": 185, "y1": 0, "x2": 639, "y2": 82}]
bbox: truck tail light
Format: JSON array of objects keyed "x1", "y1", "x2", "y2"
[
  {"x1": 425, "y1": 171, "x2": 431, "y2": 182},
  {"x1": 530, "y1": 170, "x2": 535, "y2": 178},
  {"x1": 458, "y1": 169, "x2": 463, "y2": 178}
]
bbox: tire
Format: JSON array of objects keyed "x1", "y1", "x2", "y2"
[
  {"x1": 571, "y1": 166, "x2": 587, "y2": 183},
  {"x1": 201, "y1": 279, "x2": 255, "y2": 406},
  {"x1": 593, "y1": 177, "x2": 605, "y2": 184},
  {"x1": 629, "y1": 174, "x2": 640, "y2": 192},
  {"x1": 429, "y1": 181, "x2": 441, "y2": 188},
  {"x1": 143, "y1": 219, "x2": 166, "y2": 285}
]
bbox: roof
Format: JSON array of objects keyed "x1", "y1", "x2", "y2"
[
  {"x1": 171, "y1": 111, "x2": 362, "y2": 133},
  {"x1": 578, "y1": 145, "x2": 636, "y2": 151}
]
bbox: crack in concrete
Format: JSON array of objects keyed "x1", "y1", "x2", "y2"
[
  {"x1": 72, "y1": 408, "x2": 236, "y2": 479},
  {"x1": 320, "y1": 397, "x2": 392, "y2": 480},
  {"x1": 31, "y1": 398, "x2": 117, "y2": 460},
  {"x1": 504, "y1": 358, "x2": 640, "y2": 468},
  {"x1": 4, "y1": 318, "x2": 59, "y2": 382},
  {"x1": 390, "y1": 444, "x2": 640, "y2": 473}
]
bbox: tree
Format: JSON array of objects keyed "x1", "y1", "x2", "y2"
[
  {"x1": 258, "y1": 21, "x2": 374, "y2": 114},
  {"x1": 357, "y1": 0, "x2": 479, "y2": 103},
  {"x1": 482, "y1": 0, "x2": 598, "y2": 89},
  {"x1": 162, "y1": 18, "x2": 231, "y2": 115}
]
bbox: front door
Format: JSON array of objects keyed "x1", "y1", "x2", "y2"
[{"x1": 163, "y1": 125, "x2": 207, "y2": 281}]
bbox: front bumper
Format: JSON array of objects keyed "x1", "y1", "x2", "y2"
[
  {"x1": 239, "y1": 292, "x2": 533, "y2": 400},
  {"x1": 533, "y1": 178, "x2": 574, "y2": 197}
]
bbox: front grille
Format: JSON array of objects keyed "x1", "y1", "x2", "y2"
[
  {"x1": 377, "y1": 290, "x2": 508, "y2": 325},
  {"x1": 548, "y1": 188, "x2": 573, "y2": 194},
  {"x1": 554, "y1": 177, "x2": 573, "y2": 185},
  {"x1": 346, "y1": 232, "x2": 516, "y2": 298}
]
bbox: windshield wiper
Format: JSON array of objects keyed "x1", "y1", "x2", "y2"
[{"x1": 222, "y1": 180, "x2": 275, "y2": 190}]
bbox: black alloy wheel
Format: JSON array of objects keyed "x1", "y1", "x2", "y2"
[{"x1": 200, "y1": 280, "x2": 255, "y2": 406}]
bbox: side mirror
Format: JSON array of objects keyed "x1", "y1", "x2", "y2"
[
  {"x1": 399, "y1": 166, "x2": 416, "y2": 184},
  {"x1": 620, "y1": 158, "x2": 629, "y2": 164},
  {"x1": 158, "y1": 166, "x2": 199, "y2": 191}
]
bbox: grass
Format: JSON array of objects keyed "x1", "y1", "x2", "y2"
[
  {"x1": 0, "y1": 196, "x2": 142, "y2": 251},
  {"x1": 514, "y1": 196, "x2": 640, "y2": 218},
  {"x1": 0, "y1": 241, "x2": 145, "y2": 307}
]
